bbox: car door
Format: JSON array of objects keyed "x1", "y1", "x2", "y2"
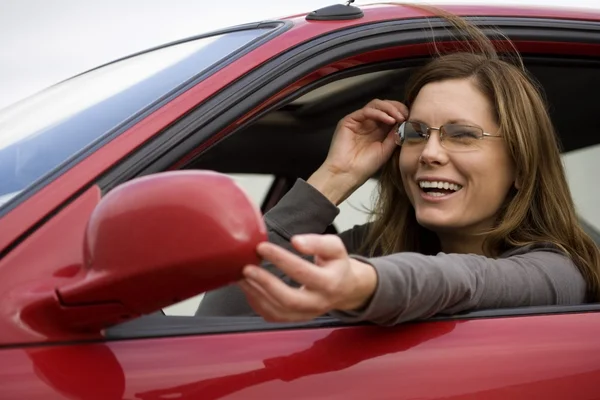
[{"x1": 1, "y1": 5, "x2": 600, "y2": 400}]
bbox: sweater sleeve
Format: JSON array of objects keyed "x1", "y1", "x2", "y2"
[
  {"x1": 331, "y1": 245, "x2": 587, "y2": 325},
  {"x1": 264, "y1": 178, "x2": 370, "y2": 255}
]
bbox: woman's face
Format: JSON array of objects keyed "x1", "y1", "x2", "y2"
[{"x1": 399, "y1": 78, "x2": 516, "y2": 236}]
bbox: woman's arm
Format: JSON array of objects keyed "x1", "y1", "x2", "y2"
[
  {"x1": 331, "y1": 246, "x2": 587, "y2": 325},
  {"x1": 237, "y1": 237, "x2": 587, "y2": 325}
]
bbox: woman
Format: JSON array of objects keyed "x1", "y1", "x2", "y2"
[{"x1": 197, "y1": 15, "x2": 600, "y2": 325}]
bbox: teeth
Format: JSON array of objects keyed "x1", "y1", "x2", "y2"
[{"x1": 418, "y1": 181, "x2": 462, "y2": 191}]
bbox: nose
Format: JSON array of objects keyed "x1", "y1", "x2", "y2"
[{"x1": 419, "y1": 130, "x2": 449, "y2": 166}]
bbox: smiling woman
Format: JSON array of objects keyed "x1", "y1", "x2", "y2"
[
  {"x1": 197, "y1": 9, "x2": 600, "y2": 325},
  {"x1": 397, "y1": 77, "x2": 511, "y2": 251}
]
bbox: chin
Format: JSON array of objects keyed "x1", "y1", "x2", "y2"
[{"x1": 414, "y1": 209, "x2": 460, "y2": 232}]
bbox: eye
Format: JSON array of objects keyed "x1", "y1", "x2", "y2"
[
  {"x1": 454, "y1": 131, "x2": 479, "y2": 139},
  {"x1": 445, "y1": 125, "x2": 481, "y2": 141}
]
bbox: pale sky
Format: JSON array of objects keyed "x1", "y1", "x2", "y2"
[{"x1": 1, "y1": 0, "x2": 599, "y2": 110}]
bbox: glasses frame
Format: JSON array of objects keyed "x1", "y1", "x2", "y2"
[{"x1": 395, "y1": 121, "x2": 502, "y2": 148}]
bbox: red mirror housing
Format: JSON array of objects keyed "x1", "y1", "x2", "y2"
[{"x1": 56, "y1": 170, "x2": 266, "y2": 327}]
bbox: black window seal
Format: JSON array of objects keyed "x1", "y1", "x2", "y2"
[{"x1": 104, "y1": 303, "x2": 600, "y2": 341}]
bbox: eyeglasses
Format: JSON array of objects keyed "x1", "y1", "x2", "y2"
[{"x1": 396, "y1": 121, "x2": 502, "y2": 152}]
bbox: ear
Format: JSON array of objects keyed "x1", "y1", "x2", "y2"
[{"x1": 514, "y1": 175, "x2": 522, "y2": 190}]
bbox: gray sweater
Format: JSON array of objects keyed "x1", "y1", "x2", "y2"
[{"x1": 197, "y1": 179, "x2": 586, "y2": 325}]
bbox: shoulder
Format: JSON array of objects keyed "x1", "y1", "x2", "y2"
[
  {"x1": 497, "y1": 243, "x2": 587, "y2": 302},
  {"x1": 499, "y1": 242, "x2": 568, "y2": 258}
]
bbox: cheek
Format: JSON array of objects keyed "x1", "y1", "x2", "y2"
[
  {"x1": 463, "y1": 150, "x2": 515, "y2": 201},
  {"x1": 398, "y1": 147, "x2": 416, "y2": 177},
  {"x1": 399, "y1": 148, "x2": 417, "y2": 201}
]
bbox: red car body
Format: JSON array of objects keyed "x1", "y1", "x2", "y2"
[{"x1": 0, "y1": 3, "x2": 599, "y2": 399}]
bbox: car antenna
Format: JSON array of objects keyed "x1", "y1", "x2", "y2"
[{"x1": 306, "y1": 1, "x2": 364, "y2": 21}]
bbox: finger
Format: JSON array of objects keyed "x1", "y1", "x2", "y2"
[
  {"x1": 369, "y1": 99, "x2": 408, "y2": 121},
  {"x1": 362, "y1": 107, "x2": 396, "y2": 125},
  {"x1": 255, "y1": 243, "x2": 325, "y2": 285},
  {"x1": 240, "y1": 266, "x2": 288, "y2": 308},
  {"x1": 240, "y1": 280, "x2": 320, "y2": 322},
  {"x1": 290, "y1": 234, "x2": 348, "y2": 261},
  {"x1": 239, "y1": 280, "x2": 290, "y2": 322},
  {"x1": 382, "y1": 127, "x2": 400, "y2": 152},
  {"x1": 383, "y1": 100, "x2": 410, "y2": 119},
  {"x1": 238, "y1": 280, "x2": 266, "y2": 311},
  {"x1": 244, "y1": 264, "x2": 324, "y2": 313}
]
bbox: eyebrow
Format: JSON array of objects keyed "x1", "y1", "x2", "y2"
[
  {"x1": 408, "y1": 117, "x2": 482, "y2": 128},
  {"x1": 407, "y1": 117, "x2": 427, "y2": 124},
  {"x1": 447, "y1": 119, "x2": 482, "y2": 127}
]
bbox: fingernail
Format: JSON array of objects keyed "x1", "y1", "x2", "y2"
[
  {"x1": 294, "y1": 236, "x2": 307, "y2": 246},
  {"x1": 245, "y1": 266, "x2": 258, "y2": 279}
]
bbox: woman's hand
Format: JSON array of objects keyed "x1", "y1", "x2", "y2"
[
  {"x1": 238, "y1": 234, "x2": 378, "y2": 322},
  {"x1": 308, "y1": 99, "x2": 409, "y2": 205}
]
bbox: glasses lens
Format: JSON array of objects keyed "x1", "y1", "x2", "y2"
[
  {"x1": 442, "y1": 124, "x2": 483, "y2": 151},
  {"x1": 401, "y1": 122, "x2": 427, "y2": 145}
]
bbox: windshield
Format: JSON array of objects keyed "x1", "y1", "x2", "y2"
[{"x1": 0, "y1": 27, "x2": 274, "y2": 210}]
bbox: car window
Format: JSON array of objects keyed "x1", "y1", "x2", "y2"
[
  {"x1": 0, "y1": 28, "x2": 276, "y2": 212},
  {"x1": 229, "y1": 173, "x2": 276, "y2": 206},
  {"x1": 162, "y1": 173, "x2": 275, "y2": 316},
  {"x1": 563, "y1": 144, "x2": 600, "y2": 233},
  {"x1": 334, "y1": 178, "x2": 378, "y2": 232}
]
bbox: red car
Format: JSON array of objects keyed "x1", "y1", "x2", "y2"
[{"x1": 1, "y1": 3, "x2": 599, "y2": 399}]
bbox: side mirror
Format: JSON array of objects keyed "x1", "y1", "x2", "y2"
[{"x1": 25, "y1": 171, "x2": 267, "y2": 334}]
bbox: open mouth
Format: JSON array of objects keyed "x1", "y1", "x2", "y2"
[{"x1": 418, "y1": 180, "x2": 463, "y2": 197}]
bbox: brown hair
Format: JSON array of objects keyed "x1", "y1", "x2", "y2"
[{"x1": 363, "y1": 7, "x2": 600, "y2": 301}]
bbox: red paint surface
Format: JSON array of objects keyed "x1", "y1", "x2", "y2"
[
  {"x1": 0, "y1": 4, "x2": 599, "y2": 399},
  {"x1": 1, "y1": 314, "x2": 599, "y2": 399},
  {"x1": 0, "y1": 186, "x2": 102, "y2": 344}
]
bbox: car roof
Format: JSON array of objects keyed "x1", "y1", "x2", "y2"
[{"x1": 282, "y1": 3, "x2": 600, "y2": 25}]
